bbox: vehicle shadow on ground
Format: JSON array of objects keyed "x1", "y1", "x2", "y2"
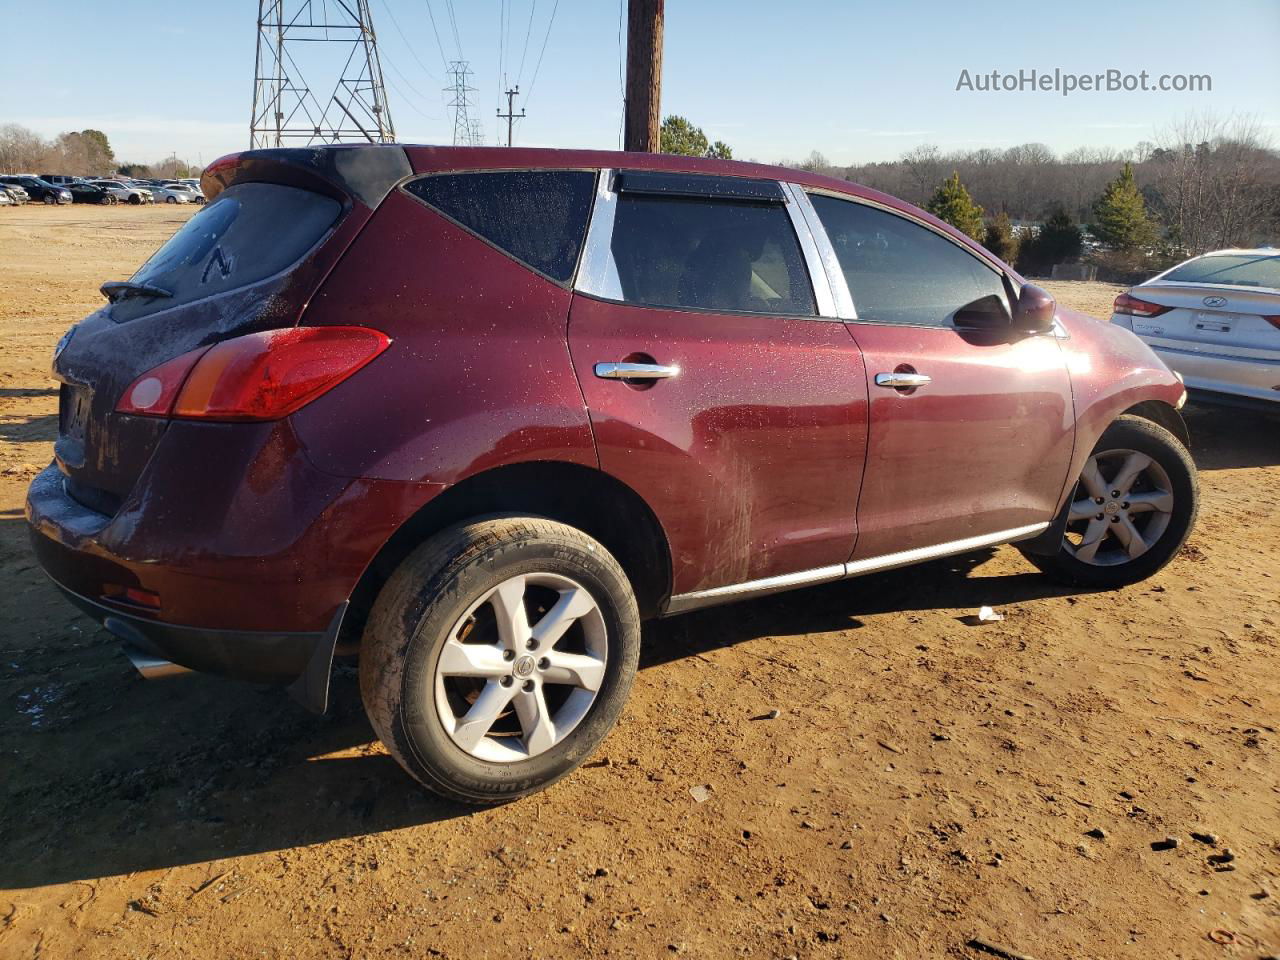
[
  {"x1": 1184, "y1": 402, "x2": 1278, "y2": 471},
  {"x1": 0, "y1": 541, "x2": 1086, "y2": 889}
]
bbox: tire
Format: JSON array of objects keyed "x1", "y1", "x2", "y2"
[
  {"x1": 43, "y1": 194, "x2": 55, "y2": 205},
  {"x1": 166, "y1": 196, "x2": 176, "y2": 204},
  {"x1": 360, "y1": 516, "x2": 641, "y2": 804},
  {"x1": 1020, "y1": 415, "x2": 1198, "y2": 588},
  {"x1": 128, "y1": 193, "x2": 141, "y2": 205}
]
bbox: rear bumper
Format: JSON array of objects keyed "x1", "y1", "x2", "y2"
[
  {"x1": 1144, "y1": 341, "x2": 1280, "y2": 406},
  {"x1": 25, "y1": 419, "x2": 444, "y2": 703},
  {"x1": 50, "y1": 579, "x2": 344, "y2": 712}
]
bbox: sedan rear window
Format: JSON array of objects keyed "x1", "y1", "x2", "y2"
[
  {"x1": 114, "y1": 182, "x2": 341, "y2": 322},
  {"x1": 1161, "y1": 254, "x2": 1280, "y2": 289}
]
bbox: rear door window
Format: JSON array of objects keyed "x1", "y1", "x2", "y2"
[
  {"x1": 114, "y1": 182, "x2": 341, "y2": 322},
  {"x1": 404, "y1": 170, "x2": 595, "y2": 283},
  {"x1": 808, "y1": 193, "x2": 1007, "y2": 327},
  {"x1": 606, "y1": 190, "x2": 815, "y2": 316}
]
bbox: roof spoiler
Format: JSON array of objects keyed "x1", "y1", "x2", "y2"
[{"x1": 200, "y1": 145, "x2": 412, "y2": 210}]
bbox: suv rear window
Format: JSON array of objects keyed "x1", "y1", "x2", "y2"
[
  {"x1": 114, "y1": 182, "x2": 341, "y2": 322},
  {"x1": 1161, "y1": 254, "x2": 1280, "y2": 289},
  {"x1": 608, "y1": 194, "x2": 815, "y2": 316},
  {"x1": 404, "y1": 170, "x2": 595, "y2": 283}
]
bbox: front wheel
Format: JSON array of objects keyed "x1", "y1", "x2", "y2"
[
  {"x1": 360, "y1": 516, "x2": 641, "y2": 804},
  {"x1": 165, "y1": 196, "x2": 177, "y2": 203},
  {"x1": 1020, "y1": 415, "x2": 1198, "y2": 588},
  {"x1": 42, "y1": 194, "x2": 55, "y2": 205}
]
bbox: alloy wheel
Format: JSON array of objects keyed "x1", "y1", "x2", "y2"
[
  {"x1": 1063, "y1": 448, "x2": 1174, "y2": 566},
  {"x1": 434, "y1": 573, "x2": 608, "y2": 763}
]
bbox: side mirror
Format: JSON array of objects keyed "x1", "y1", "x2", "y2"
[
  {"x1": 1013, "y1": 283, "x2": 1057, "y2": 334},
  {"x1": 953, "y1": 293, "x2": 1012, "y2": 331}
]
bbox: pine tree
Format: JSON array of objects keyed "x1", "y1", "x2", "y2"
[
  {"x1": 1090, "y1": 162, "x2": 1156, "y2": 252},
  {"x1": 983, "y1": 210, "x2": 1019, "y2": 263},
  {"x1": 926, "y1": 172, "x2": 985, "y2": 241}
]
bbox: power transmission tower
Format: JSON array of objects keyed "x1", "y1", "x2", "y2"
[
  {"x1": 624, "y1": 0, "x2": 664, "y2": 152},
  {"x1": 496, "y1": 85, "x2": 525, "y2": 147},
  {"x1": 250, "y1": 0, "x2": 395, "y2": 148},
  {"x1": 468, "y1": 120, "x2": 486, "y2": 147},
  {"x1": 445, "y1": 61, "x2": 479, "y2": 147}
]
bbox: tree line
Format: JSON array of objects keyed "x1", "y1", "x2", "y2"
[
  {"x1": 0, "y1": 123, "x2": 198, "y2": 180},
  {"x1": 667, "y1": 113, "x2": 1278, "y2": 280}
]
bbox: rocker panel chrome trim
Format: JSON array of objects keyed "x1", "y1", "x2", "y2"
[{"x1": 663, "y1": 522, "x2": 1049, "y2": 615}]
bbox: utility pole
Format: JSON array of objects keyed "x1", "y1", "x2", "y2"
[
  {"x1": 623, "y1": 0, "x2": 663, "y2": 152},
  {"x1": 496, "y1": 86, "x2": 526, "y2": 147}
]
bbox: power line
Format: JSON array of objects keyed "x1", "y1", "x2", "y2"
[
  {"x1": 522, "y1": 0, "x2": 560, "y2": 109},
  {"x1": 422, "y1": 0, "x2": 449, "y2": 69},
  {"x1": 377, "y1": 0, "x2": 437, "y2": 80},
  {"x1": 517, "y1": 0, "x2": 537, "y2": 85},
  {"x1": 616, "y1": 0, "x2": 625, "y2": 148}
]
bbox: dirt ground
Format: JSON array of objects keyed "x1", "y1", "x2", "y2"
[{"x1": 1, "y1": 203, "x2": 1277, "y2": 960}]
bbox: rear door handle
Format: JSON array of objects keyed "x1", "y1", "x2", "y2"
[
  {"x1": 594, "y1": 362, "x2": 680, "y2": 380},
  {"x1": 874, "y1": 372, "x2": 932, "y2": 389}
]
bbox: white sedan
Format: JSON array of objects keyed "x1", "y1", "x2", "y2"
[
  {"x1": 147, "y1": 184, "x2": 192, "y2": 204},
  {"x1": 1111, "y1": 248, "x2": 1280, "y2": 410},
  {"x1": 92, "y1": 180, "x2": 152, "y2": 205}
]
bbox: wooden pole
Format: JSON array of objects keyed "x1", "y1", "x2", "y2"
[{"x1": 623, "y1": 0, "x2": 663, "y2": 152}]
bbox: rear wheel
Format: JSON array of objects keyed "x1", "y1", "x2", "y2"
[
  {"x1": 1020, "y1": 415, "x2": 1198, "y2": 587},
  {"x1": 360, "y1": 516, "x2": 641, "y2": 804}
]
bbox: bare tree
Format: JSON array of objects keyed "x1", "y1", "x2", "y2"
[
  {"x1": 1149, "y1": 113, "x2": 1279, "y2": 252},
  {"x1": 0, "y1": 124, "x2": 49, "y2": 173}
]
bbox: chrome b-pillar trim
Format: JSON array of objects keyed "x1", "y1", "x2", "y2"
[
  {"x1": 780, "y1": 181, "x2": 837, "y2": 319},
  {"x1": 663, "y1": 522, "x2": 1050, "y2": 615},
  {"x1": 575, "y1": 168, "x2": 623, "y2": 300},
  {"x1": 786, "y1": 184, "x2": 856, "y2": 320}
]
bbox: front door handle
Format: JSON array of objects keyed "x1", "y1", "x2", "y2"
[
  {"x1": 874, "y1": 372, "x2": 932, "y2": 389},
  {"x1": 594, "y1": 362, "x2": 681, "y2": 380}
]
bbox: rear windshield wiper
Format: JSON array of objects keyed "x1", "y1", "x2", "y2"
[{"x1": 100, "y1": 280, "x2": 173, "y2": 303}]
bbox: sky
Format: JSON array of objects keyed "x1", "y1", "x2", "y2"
[{"x1": 2, "y1": 0, "x2": 1278, "y2": 168}]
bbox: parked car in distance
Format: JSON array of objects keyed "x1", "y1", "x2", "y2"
[
  {"x1": 162, "y1": 181, "x2": 205, "y2": 204},
  {"x1": 0, "y1": 189, "x2": 11, "y2": 207},
  {"x1": 145, "y1": 183, "x2": 190, "y2": 203},
  {"x1": 40, "y1": 174, "x2": 86, "y2": 186},
  {"x1": 92, "y1": 180, "x2": 150, "y2": 205},
  {"x1": 28, "y1": 145, "x2": 1198, "y2": 805},
  {"x1": 1112, "y1": 248, "x2": 1280, "y2": 410},
  {"x1": 65, "y1": 181, "x2": 113, "y2": 204},
  {"x1": 0, "y1": 182, "x2": 28, "y2": 204},
  {"x1": 0, "y1": 175, "x2": 72, "y2": 204}
]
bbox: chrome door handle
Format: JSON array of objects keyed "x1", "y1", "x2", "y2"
[
  {"x1": 594, "y1": 362, "x2": 680, "y2": 380},
  {"x1": 874, "y1": 372, "x2": 932, "y2": 389}
]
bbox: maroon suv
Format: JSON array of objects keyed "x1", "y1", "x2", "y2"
[{"x1": 27, "y1": 145, "x2": 1197, "y2": 802}]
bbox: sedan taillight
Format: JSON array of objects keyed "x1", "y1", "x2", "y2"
[
  {"x1": 1264, "y1": 315, "x2": 1280, "y2": 331},
  {"x1": 1113, "y1": 292, "x2": 1173, "y2": 318}
]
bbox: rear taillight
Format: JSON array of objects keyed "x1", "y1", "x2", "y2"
[
  {"x1": 117, "y1": 326, "x2": 390, "y2": 422},
  {"x1": 116, "y1": 347, "x2": 208, "y2": 417},
  {"x1": 1113, "y1": 292, "x2": 1172, "y2": 318},
  {"x1": 1265, "y1": 315, "x2": 1280, "y2": 331}
]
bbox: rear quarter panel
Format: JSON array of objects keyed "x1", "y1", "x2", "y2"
[{"x1": 291, "y1": 188, "x2": 597, "y2": 482}]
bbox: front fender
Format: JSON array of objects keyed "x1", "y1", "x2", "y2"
[{"x1": 1059, "y1": 307, "x2": 1186, "y2": 494}]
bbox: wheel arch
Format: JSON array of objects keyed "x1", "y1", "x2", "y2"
[
  {"x1": 1122, "y1": 400, "x2": 1190, "y2": 448},
  {"x1": 340, "y1": 461, "x2": 673, "y2": 650}
]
